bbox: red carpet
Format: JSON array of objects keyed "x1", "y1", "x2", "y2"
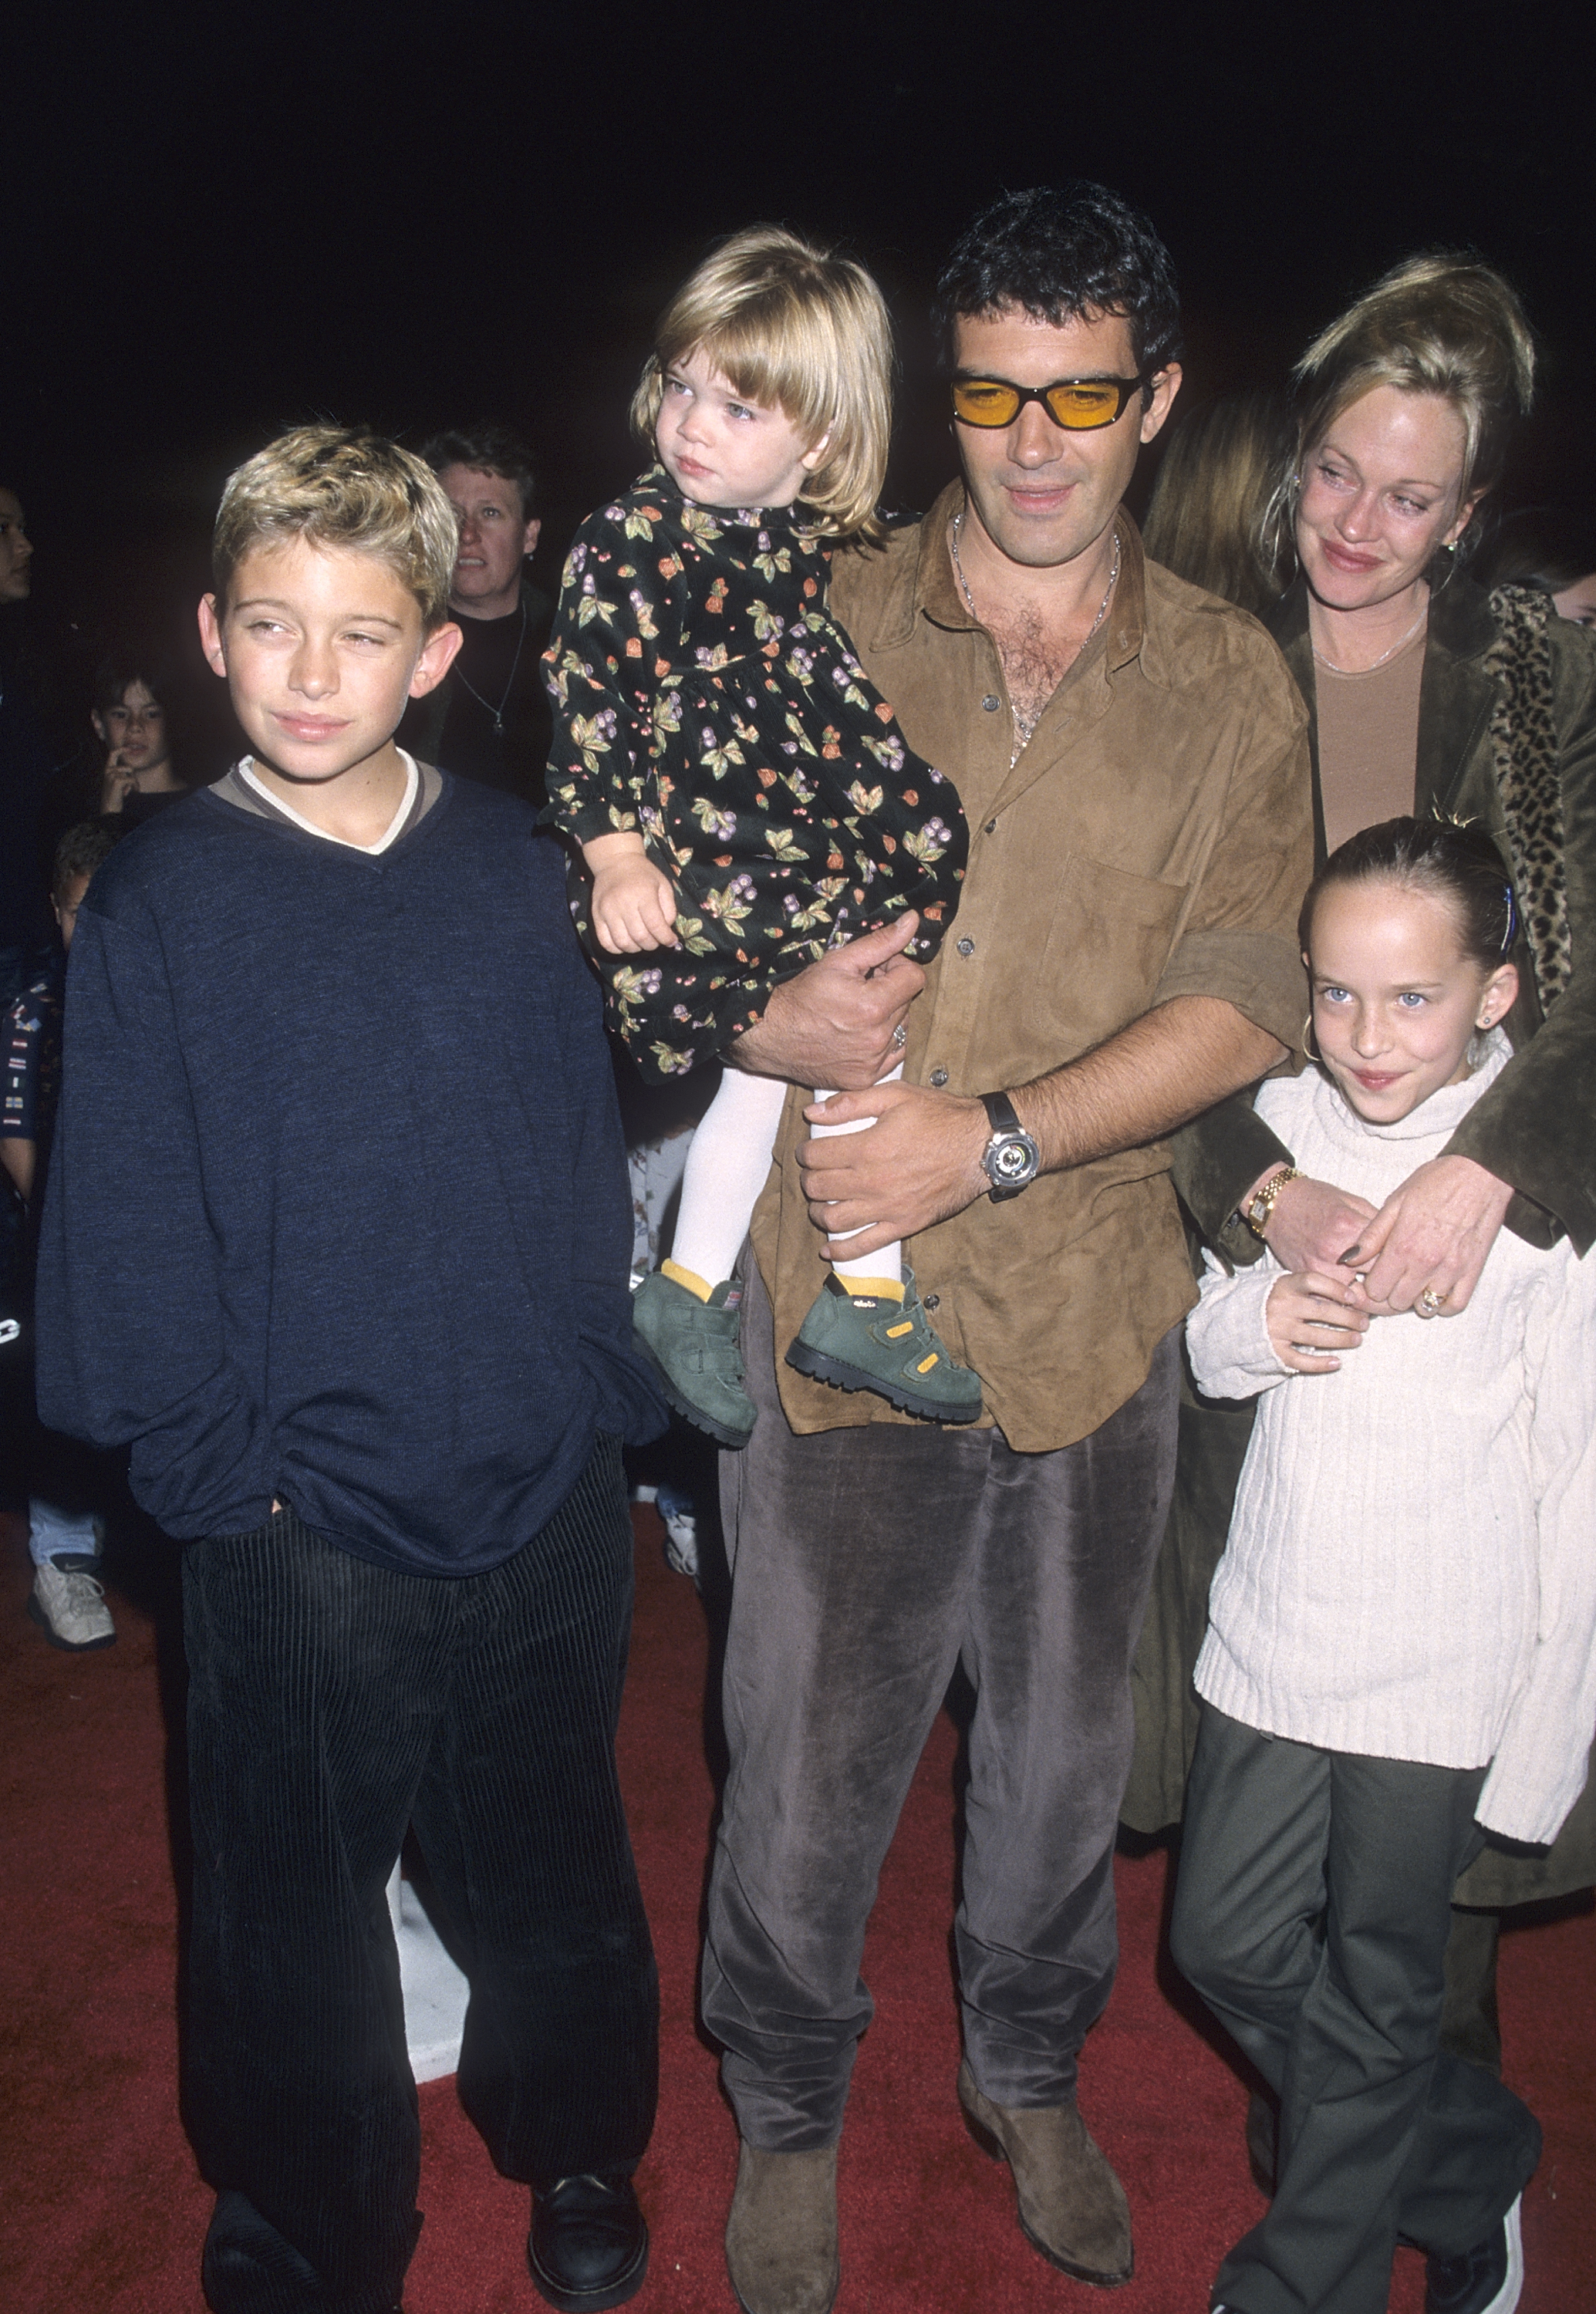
[{"x1": 3, "y1": 1503, "x2": 1591, "y2": 2312}]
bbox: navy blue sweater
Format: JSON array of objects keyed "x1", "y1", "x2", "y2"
[{"x1": 35, "y1": 775, "x2": 665, "y2": 1574}]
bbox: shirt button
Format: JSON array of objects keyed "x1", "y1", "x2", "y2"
[
  {"x1": 957, "y1": 936, "x2": 975, "y2": 956},
  {"x1": 982, "y1": 695, "x2": 1000, "y2": 712},
  {"x1": 984, "y1": 819, "x2": 997, "y2": 835},
  {"x1": 923, "y1": 1293, "x2": 940, "y2": 1312},
  {"x1": 930, "y1": 1068, "x2": 949, "y2": 1088}
]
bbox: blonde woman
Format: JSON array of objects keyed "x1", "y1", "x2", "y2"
[{"x1": 1216, "y1": 256, "x2": 1594, "y2": 1312}]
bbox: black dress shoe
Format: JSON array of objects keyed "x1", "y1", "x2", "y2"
[{"x1": 528, "y1": 2173, "x2": 649, "y2": 2312}]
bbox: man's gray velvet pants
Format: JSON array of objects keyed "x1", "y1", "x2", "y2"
[{"x1": 701, "y1": 1269, "x2": 1179, "y2": 2149}]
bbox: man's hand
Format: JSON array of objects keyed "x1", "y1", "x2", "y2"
[
  {"x1": 1265, "y1": 1269, "x2": 1369, "y2": 1373},
  {"x1": 584, "y1": 833, "x2": 680, "y2": 953},
  {"x1": 1338, "y1": 1155, "x2": 1514, "y2": 1317},
  {"x1": 727, "y1": 913, "x2": 924, "y2": 1092},
  {"x1": 798, "y1": 1081, "x2": 988, "y2": 1259},
  {"x1": 1250, "y1": 1170, "x2": 1377, "y2": 1275}
]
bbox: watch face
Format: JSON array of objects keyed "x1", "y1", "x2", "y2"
[{"x1": 985, "y1": 1131, "x2": 1038, "y2": 1187}]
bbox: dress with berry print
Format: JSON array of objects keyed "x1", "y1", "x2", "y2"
[{"x1": 543, "y1": 467, "x2": 967, "y2": 1083}]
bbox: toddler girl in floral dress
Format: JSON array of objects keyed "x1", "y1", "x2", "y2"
[{"x1": 545, "y1": 226, "x2": 977, "y2": 1444}]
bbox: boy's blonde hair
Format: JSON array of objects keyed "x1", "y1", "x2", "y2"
[
  {"x1": 630, "y1": 226, "x2": 894, "y2": 541},
  {"x1": 1262, "y1": 255, "x2": 1536, "y2": 575},
  {"x1": 213, "y1": 426, "x2": 460, "y2": 628}
]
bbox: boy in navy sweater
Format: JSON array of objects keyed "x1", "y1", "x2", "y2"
[{"x1": 37, "y1": 429, "x2": 667, "y2": 2314}]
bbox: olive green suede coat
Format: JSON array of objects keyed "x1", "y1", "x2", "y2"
[{"x1": 1125, "y1": 575, "x2": 1596, "y2": 1895}]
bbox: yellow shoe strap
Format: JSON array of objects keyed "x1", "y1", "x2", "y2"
[
  {"x1": 838, "y1": 1274, "x2": 906, "y2": 1303},
  {"x1": 662, "y1": 1259, "x2": 715, "y2": 1304}
]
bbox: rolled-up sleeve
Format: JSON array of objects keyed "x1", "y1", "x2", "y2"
[{"x1": 1152, "y1": 676, "x2": 1314, "y2": 1051}]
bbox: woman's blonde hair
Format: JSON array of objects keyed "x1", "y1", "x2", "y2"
[
  {"x1": 630, "y1": 225, "x2": 894, "y2": 541},
  {"x1": 1142, "y1": 388, "x2": 1294, "y2": 616},
  {"x1": 1262, "y1": 255, "x2": 1537, "y2": 577},
  {"x1": 213, "y1": 426, "x2": 460, "y2": 628}
]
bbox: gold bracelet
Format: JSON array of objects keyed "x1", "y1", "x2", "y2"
[{"x1": 1242, "y1": 1165, "x2": 1302, "y2": 1241}]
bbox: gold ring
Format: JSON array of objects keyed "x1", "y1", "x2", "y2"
[{"x1": 1419, "y1": 1287, "x2": 1448, "y2": 1316}]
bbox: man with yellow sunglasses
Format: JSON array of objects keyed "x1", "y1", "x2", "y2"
[
  {"x1": 949, "y1": 370, "x2": 1154, "y2": 431},
  {"x1": 699, "y1": 182, "x2": 1314, "y2": 2314}
]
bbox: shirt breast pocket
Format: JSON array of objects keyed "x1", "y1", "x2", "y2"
[{"x1": 1032, "y1": 853, "x2": 1189, "y2": 1053}]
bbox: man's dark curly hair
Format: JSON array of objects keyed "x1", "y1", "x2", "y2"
[{"x1": 932, "y1": 184, "x2": 1183, "y2": 388}]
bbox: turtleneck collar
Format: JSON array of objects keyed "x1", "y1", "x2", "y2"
[{"x1": 1312, "y1": 1027, "x2": 1511, "y2": 1148}]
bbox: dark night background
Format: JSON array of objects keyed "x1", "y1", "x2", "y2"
[{"x1": 8, "y1": 1, "x2": 1594, "y2": 771}]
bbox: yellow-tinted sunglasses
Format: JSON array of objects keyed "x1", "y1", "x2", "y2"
[{"x1": 950, "y1": 373, "x2": 1150, "y2": 430}]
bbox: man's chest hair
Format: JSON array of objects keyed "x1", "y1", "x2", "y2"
[{"x1": 984, "y1": 600, "x2": 1077, "y2": 728}]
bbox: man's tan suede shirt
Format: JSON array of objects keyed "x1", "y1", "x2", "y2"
[{"x1": 748, "y1": 486, "x2": 1314, "y2": 1452}]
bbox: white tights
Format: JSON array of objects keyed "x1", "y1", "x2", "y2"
[{"x1": 668, "y1": 1064, "x2": 903, "y2": 1290}]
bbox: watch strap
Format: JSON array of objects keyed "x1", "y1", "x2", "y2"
[
  {"x1": 981, "y1": 1090, "x2": 1024, "y2": 1137},
  {"x1": 979, "y1": 1089, "x2": 1038, "y2": 1202},
  {"x1": 1243, "y1": 1164, "x2": 1302, "y2": 1240}
]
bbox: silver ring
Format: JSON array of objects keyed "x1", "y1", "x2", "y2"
[{"x1": 892, "y1": 1024, "x2": 908, "y2": 1050}]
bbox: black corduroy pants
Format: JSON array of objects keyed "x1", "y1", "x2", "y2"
[{"x1": 183, "y1": 1434, "x2": 658, "y2": 2314}]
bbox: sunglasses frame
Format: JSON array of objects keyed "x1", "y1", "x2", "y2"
[{"x1": 950, "y1": 372, "x2": 1152, "y2": 431}]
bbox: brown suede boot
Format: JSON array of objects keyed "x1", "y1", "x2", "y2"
[
  {"x1": 724, "y1": 2143, "x2": 839, "y2": 2314},
  {"x1": 957, "y1": 2059, "x2": 1133, "y2": 2286}
]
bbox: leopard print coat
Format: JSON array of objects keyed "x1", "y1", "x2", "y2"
[{"x1": 1486, "y1": 582, "x2": 1572, "y2": 1014}]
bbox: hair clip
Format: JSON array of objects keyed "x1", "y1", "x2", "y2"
[{"x1": 1501, "y1": 882, "x2": 1518, "y2": 955}]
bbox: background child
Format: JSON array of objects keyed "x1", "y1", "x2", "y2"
[
  {"x1": 4, "y1": 817, "x2": 126, "y2": 1649},
  {"x1": 545, "y1": 225, "x2": 978, "y2": 1445},
  {"x1": 1170, "y1": 818, "x2": 1596, "y2": 2314},
  {"x1": 37, "y1": 428, "x2": 667, "y2": 2314}
]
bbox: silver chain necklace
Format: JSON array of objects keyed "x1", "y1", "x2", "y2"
[
  {"x1": 950, "y1": 508, "x2": 1120, "y2": 756},
  {"x1": 451, "y1": 596, "x2": 528, "y2": 735},
  {"x1": 1311, "y1": 598, "x2": 1428, "y2": 676}
]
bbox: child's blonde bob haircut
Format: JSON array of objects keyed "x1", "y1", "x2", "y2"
[
  {"x1": 630, "y1": 226, "x2": 895, "y2": 541},
  {"x1": 213, "y1": 426, "x2": 461, "y2": 629}
]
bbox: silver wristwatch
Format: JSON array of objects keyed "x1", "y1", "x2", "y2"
[{"x1": 980, "y1": 1091, "x2": 1041, "y2": 1202}]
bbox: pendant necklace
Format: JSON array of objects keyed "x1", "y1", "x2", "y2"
[
  {"x1": 452, "y1": 597, "x2": 528, "y2": 734},
  {"x1": 950, "y1": 508, "x2": 1120, "y2": 759}
]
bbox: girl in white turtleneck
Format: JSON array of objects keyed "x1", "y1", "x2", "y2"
[{"x1": 1172, "y1": 817, "x2": 1596, "y2": 2314}]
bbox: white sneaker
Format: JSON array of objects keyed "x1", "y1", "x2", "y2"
[
  {"x1": 656, "y1": 1485, "x2": 700, "y2": 1583},
  {"x1": 29, "y1": 1558, "x2": 116, "y2": 1651}
]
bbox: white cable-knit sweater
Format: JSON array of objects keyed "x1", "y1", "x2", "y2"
[{"x1": 1187, "y1": 1038, "x2": 1596, "y2": 1845}]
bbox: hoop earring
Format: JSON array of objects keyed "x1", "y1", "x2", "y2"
[{"x1": 1301, "y1": 1011, "x2": 1322, "y2": 1064}]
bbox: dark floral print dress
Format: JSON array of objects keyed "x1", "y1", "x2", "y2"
[{"x1": 544, "y1": 467, "x2": 967, "y2": 1083}]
